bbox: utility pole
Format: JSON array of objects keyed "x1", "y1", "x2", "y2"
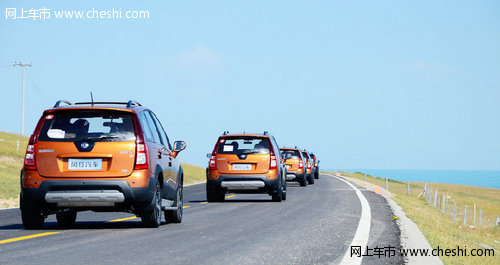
[{"x1": 13, "y1": 62, "x2": 32, "y2": 136}]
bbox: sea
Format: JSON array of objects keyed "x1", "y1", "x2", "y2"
[{"x1": 327, "y1": 169, "x2": 500, "y2": 189}]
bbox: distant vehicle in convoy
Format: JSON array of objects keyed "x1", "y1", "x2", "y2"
[
  {"x1": 20, "y1": 100, "x2": 186, "y2": 229},
  {"x1": 301, "y1": 150, "x2": 315, "y2": 185},
  {"x1": 309, "y1": 153, "x2": 320, "y2": 179},
  {"x1": 280, "y1": 147, "x2": 308, "y2": 186},
  {"x1": 206, "y1": 131, "x2": 287, "y2": 202}
]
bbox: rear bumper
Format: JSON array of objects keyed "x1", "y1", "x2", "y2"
[
  {"x1": 207, "y1": 174, "x2": 279, "y2": 194},
  {"x1": 285, "y1": 171, "x2": 306, "y2": 182},
  {"x1": 21, "y1": 178, "x2": 156, "y2": 211}
]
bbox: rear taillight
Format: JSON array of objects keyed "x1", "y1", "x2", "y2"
[
  {"x1": 132, "y1": 116, "x2": 149, "y2": 170},
  {"x1": 307, "y1": 162, "x2": 312, "y2": 169},
  {"x1": 299, "y1": 161, "x2": 304, "y2": 168},
  {"x1": 209, "y1": 139, "x2": 220, "y2": 170},
  {"x1": 269, "y1": 141, "x2": 278, "y2": 170},
  {"x1": 24, "y1": 115, "x2": 45, "y2": 170},
  {"x1": 135, "y1": 135, "x2": 149, "y2": 170},
  {"x1": 209, "y1": 154, "x2": 217, "y2": 169},
  {"x1": 24, "y1": 138, "x2": 36, "y2": 170}
]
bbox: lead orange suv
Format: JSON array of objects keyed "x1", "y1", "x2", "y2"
[
  {"x1": 206, "y1": 132, "x2": 287, "y2": 202},
  {"x1": 280, "y1": 147, "x2": 308, "y2": 187},
  {"x1": 20, "y1": 100, "x2": 186, "y2": 229}
]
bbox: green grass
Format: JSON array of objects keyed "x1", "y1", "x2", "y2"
[
  {"x1": 0, "y1": 131, "x2": 206, "y2": 207},
  {"x1": 181, "y1": 162, "x2": 206, "y2": 185},
  {"x1": 0, "y1": 132, "x2": 27, "y2": 205},
  {"x1": 336, "y1": 171, "x2": 500, "y2": 265}
]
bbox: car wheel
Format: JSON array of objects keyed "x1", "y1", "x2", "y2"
[
  {"x1": 308, "y1": 174, "x2": 315, "y2": 185},
  {"x1": 56, "y1": 211, "x2": 77, "y2": 227},
  {"x1": 272, "y1": 180, "x2": 283, "y2": 202},
  {"x1": 281, "y1": 171, "x2": 287, "y2": 200},
  {"x1": 20, "y1": 197, "x2": 45, "y2": 230},
  {"x1": 141, "y1": 180, "x2": 162, "y2": 228},
  {"x1": 314, "y1": 172, "x2": 319, "y2": 179},
  {"x1": 206, "y1": 186, "x2": 225, "y2": 202},
  {"x1": 165, "y1": 180, "x2": 183, "y2": 223},
  {"x1": 299, "y1": 175, "x2": 308, "y2": 187}
]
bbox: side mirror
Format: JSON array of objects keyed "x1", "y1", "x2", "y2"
[
  {"x1": 174, "y1": 141, "x2": 186, "y2": 152},
  {"x1": 170, "y1": 141, "x2": 186, "y2": 158},
  {"x1": 206, "y1": 153, "x2": 212, "y2": 158}
]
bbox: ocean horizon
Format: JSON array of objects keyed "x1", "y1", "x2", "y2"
[{"x1": 324, "y1": 169, "x2": 500, "y2": 189}]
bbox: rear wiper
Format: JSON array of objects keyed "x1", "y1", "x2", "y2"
[
  {"x1": 83, "y1": 135, "x2": 119, "y2": 141},
  {"x1": 241, "y1": 150, "x2": 263, "y2": 154}
]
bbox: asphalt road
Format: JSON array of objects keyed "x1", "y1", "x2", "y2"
[{"x1": 0, "y1": 174, "x2": 403, "y2": 265}]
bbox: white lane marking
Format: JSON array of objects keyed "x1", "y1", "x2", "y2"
[{"x1": 324, "y1": 173, "x2": 371, "y2": 265}]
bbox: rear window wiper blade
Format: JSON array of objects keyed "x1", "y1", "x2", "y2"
[
  {"x1": 241, "y1": 150, "x2": 267, "y2": 154},
  {"x1": 82, "y1": 135, "x2": 119, "y2": 141}
]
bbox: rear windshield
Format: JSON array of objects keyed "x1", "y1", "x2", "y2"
[
  {"x1": 302, "y1": 152, "x2": 310, "y2": 159},
  {"x1": 217, "y1": 137, "x2": 270, "y2": 155},
  {"x1": 281, "y1": 149, "x2": 301, "y2": 159},
  {"x1": 38, "y1": 110, "x2": 135, "y2": 142}
]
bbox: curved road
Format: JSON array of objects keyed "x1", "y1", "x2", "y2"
[{"x1": 0, "y1": 174, "x2": 402, "y2": 264}]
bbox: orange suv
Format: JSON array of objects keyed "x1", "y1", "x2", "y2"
[
  {"x1": 280, "y1": 147, "x2": 308, "y2": 187},
  {"x1": 206, "y1": 132, "x2": 287, "y2": 202},
  {"x1": 20, "y1": 100, "x2": 186, "y2": 229}
]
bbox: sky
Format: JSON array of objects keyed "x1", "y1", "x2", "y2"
[{"x1": 0, "y1": 1, "x2": 499, "y2": 170}]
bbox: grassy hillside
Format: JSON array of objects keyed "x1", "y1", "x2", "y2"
[
  {"x1": 337, "y1": 171, "x2": 499, "y2": 265},
  {"x1": 0, "y1": 131, "x2": 206, "y2": 208},
  {"x1": 0, "y1": 132, "x2": 27, "y2": 207}
]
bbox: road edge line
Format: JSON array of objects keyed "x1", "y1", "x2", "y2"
[{"x1": 324, "y1": 173, "x2": 371, "y2": 265}]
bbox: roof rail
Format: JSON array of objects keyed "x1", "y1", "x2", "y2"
[
  {"x1": 222, "y1": 131, "x2": 229, "y2": 135},
  {"x1": 126, "y1": 100, "x2": 141, "y2": 108},
  {"x1": 53, "y1": 100, "x2": 72, "y2": 108}
]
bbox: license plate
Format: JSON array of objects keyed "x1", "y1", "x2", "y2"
[
  {"x1": 68, "y1": 159, "x2": 102, "y2": 170},
  {"x1": 232, "y1": 164, "x2": 251, "y2": 171},
  {"x1": 285, "y1": 165, "x2": 290, "y2": 169}
]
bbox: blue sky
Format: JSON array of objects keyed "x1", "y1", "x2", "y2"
[{"x1": 1, "y1": 1, "x2": 499, "y2": 170}]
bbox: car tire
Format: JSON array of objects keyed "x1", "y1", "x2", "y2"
[
  {"x1": 272, "y1": 180, "x2": 283, "y2": 202},
  {"x1": 299, "y1": 175, "x2": 308, "y2": 187},
  {"x1": 281, "y1": 172, "x2": 287, "y2": 201},
  {"x1": 206, "y1": 188, "x2": 225, "y2": 202},
  {"x1": 165, "y1": 180, "x2": 183, "y2": 223},
  {"x1": 308, "y1": 174, "x2": 315, "y2": 185},
  {"x1": 314, "y1": 172, "x2": 319, "y2": 179},
  {"x1": 20, "y1": 197, "x2": 45, "y2": 230},
  {"x1": 141, "y1": 180, "x2": 162, "y2": 228},
  {"x1": 56, "y1": 211, "x2": 77, "y2": 227}
]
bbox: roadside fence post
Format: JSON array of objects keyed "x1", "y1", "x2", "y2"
[
  {"x1": 479, "y1": 209, "x2": 482, "y2": 227},
  {"x1": 463, "y1": 206, "x2": 467, "y2": 226},
  {"x1": 16, "y1": 140, "x2": 19, "y2": 152},
  {"x1": 385, "y1": 177, "x2": 388, "y2": 191},
  {"x1": 407, "y1": 181, "x2": 410, "y2": 196},
  {"x1": 364, "y1": 173, "x2": 366, "y2": 182},
  {"x1": 473, "y1": 203, "x2": 476, "y2": 226},
  {"x1": 434, "y1": 189, "x2": 438, "y2": 208},
  {"x1": 453, "y1": 201, "x2": 456, "y2": 222},
  {"x1": 496, "y1": 216, "x2": 500, "y2": 226},
  {"x1": 441, "y1": 195, "x2": 445, "y2": 214}
]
